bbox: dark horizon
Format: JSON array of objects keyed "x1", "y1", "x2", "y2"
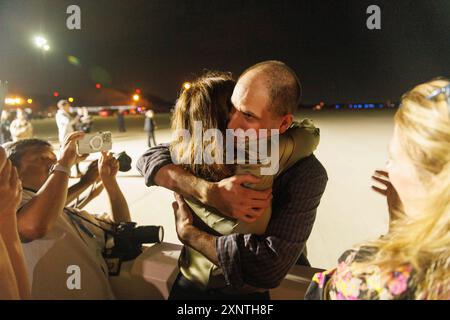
[{"x1": 0, "y1": 0, "x2": 449, "y2": 107}]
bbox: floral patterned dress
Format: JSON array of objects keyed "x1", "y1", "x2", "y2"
[{"x1": 305, "y1": 248, "x2": 417, "y2": 300}]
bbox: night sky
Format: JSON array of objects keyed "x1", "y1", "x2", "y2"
[{"x1": 0, "y1": 0, "x2": 449, "y2": 107}]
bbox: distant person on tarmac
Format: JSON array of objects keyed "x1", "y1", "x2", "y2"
[
  {"x1": 10, "y1": 109, "x2": 33, "y2": 141},
  {"x1": 117, "y1": 110, "x2": 126, "y2": 132},
  {"x1": 56, "y1": 100, "x2": 81, "y2": 176},
  {"x1": 144, "y1": 109, "x2": 157, "y2": 147},
  {"x1": 56, "y1": 100, "x2": 78, "y2": 145},
  {"x1": 0, "y1": 110, "x2": 12, "y2": 144}
]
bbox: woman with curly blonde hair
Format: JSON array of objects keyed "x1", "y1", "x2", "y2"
[{"x1": 306, "y1": 79, "x2": 450, "y2": 300}]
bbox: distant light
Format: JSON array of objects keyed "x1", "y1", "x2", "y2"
[
  {"x1": 27, "y1": 98, "x2": 33, "y2": 104},
  {"x1": 133, "y1": 94, "x2": 140, "y2": 102},
  {"x1": 135, "y1": 89, "x2": 141, "y2": 94},
  {"x1": 34, "y1": 36, "x2": 47, "y2": 48},
  {"x1": 68, "y1": 97, "x2": 74, "y2": 103},
  {"x1": 95, "y1": 83, "x2": 102, "y2": 89},
  {"x1": 53, "y1": 92, "x2": 59, "y2": 97},
  {"x1": 183, "y1": 82, "x2": 191, "y2": 90},
  {"x1": 335, "y1": 104, "x2": 340, "y2": 109},
  {"x1": 67, "y1": 55, "x2": 81, "y2": 67},
  {"x1": 43, "y1": 44, "x2": 50, "y2": 51},
  {"x1": 5, "y1": 97, "x2": 23, "y2": 106}
]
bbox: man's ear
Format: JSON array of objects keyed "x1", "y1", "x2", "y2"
[{"x1": 278, "y1": 114, "x2": 293, "y2": 134}]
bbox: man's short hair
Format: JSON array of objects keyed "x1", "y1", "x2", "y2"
[
  {"x1": 3, "y1": 139, "x2": 52, "y2": 167},
  {"x1": 239, "y1": 60, "x2": 302, "y2": 117}
]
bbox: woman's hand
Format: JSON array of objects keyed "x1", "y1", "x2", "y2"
[
  {"x1": 0, "y1": 148, "x2": 22, "y2": 219},
  {"x1": 172, "y1": 193, "x2": 194, "y2": 242},
  {"x1": 372, "y1": 170, "x2": 405, "y2": 225},
  {"x1": 99, "y1": 152, "x2": 119, "y2": 185}
]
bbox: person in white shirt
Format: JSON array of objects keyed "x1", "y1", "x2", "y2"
[
  {"x1": 55, "y1": 100, "x2": 82, "y2": 177},
  {"x1": 10, "y1": 109, "x2": 33, "y2": 141},
  {"x1": 4, "y1": 132, "x2": 131, "y2": 299},
  {"x1": 55, "y1": 100, "x2": 77, "y2": 145}
]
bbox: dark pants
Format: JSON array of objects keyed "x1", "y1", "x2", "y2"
[
  {"x1": 147, "y1": 130, "x2": 157, "y2": 147},
  {"x1": 169, "y1": 273, "x2": 270, "y2": 300}
]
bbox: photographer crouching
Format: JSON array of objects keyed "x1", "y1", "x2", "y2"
[{"x1": 4, "y1": 131, "x2": 156, "y2": 299}]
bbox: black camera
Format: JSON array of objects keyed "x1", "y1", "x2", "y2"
[{"x1": 103, "y1": 222, "x2": 164, "y2": 263}]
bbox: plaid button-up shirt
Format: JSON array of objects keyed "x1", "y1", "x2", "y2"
[{"x1": 137, "y1": 144, "x2": 328, "y2": 289}]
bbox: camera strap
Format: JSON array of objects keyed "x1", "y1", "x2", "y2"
[{"x1": 64, "y1": 207, "x2": 114, "y2": 236}]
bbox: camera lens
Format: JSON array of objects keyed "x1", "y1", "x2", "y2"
[
  {"x1": 133, "y1": 225, "x2": 164, "y2": 244},
  {"x1": 90, "y1": 136, "x2": 103, "y2": 150}
]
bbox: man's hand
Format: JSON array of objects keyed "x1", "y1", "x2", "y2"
[
  {"x1": 172, "y1": 193, "x2": 194, "y2": 242},
  {"x1": 172, "y1": 193, "x2": 220, "y2": 265},
  {"x1": 79, "y1": 160, "x2": 100, "y2": 186},
  {"x1": 58, "y1": 131, "x2": 87, "y2": 168},
  {"x1": 205, "y1": 175, "x2": 272, "y2": 223},
  {"x1": 99, "y1": 151, "x2": 119, "y2": 186},
  {"x1": 372, "y1": 170, "x2": 405, "y2": 224},
  {"x1": 0, "y1": 148, "x2": 22, "y2": 217}
]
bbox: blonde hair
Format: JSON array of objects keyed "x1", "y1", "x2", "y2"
[
  {"x1": 170, "y1": 72, "x2": 236, "y2": 182},
  {"x1": 353, "y1": 79, "x2": 450, "y2": 299}
]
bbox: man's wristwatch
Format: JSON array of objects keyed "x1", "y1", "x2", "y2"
[{"x1": 49, "y1": 163, "x2": 71, "y2": 176}]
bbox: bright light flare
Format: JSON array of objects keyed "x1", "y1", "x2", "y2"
[
  {"x1": 132, "y1": 94, "x2": 140, "y2": 102},
  {"x1": 183, "y1": 82, "x2": 191, "y2": 90},
  {"x1": 34, "y1": 36, "x2": 47, "y2": 48}
]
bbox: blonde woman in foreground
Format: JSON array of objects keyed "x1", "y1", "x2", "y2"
[
  {"x1": 0, "y1": 146, "x2": 30, "y2": 299},
  {"x1": 306, "y1": 79, "x2": 450, "y2": 300}
]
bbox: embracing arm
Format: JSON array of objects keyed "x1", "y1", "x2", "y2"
[
  {"x1": 136, "y1": 145, "x2": 271, "y2": 222},
  {"x1": 136, "y1": 144, "x2": 209, "y2": 201}
]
